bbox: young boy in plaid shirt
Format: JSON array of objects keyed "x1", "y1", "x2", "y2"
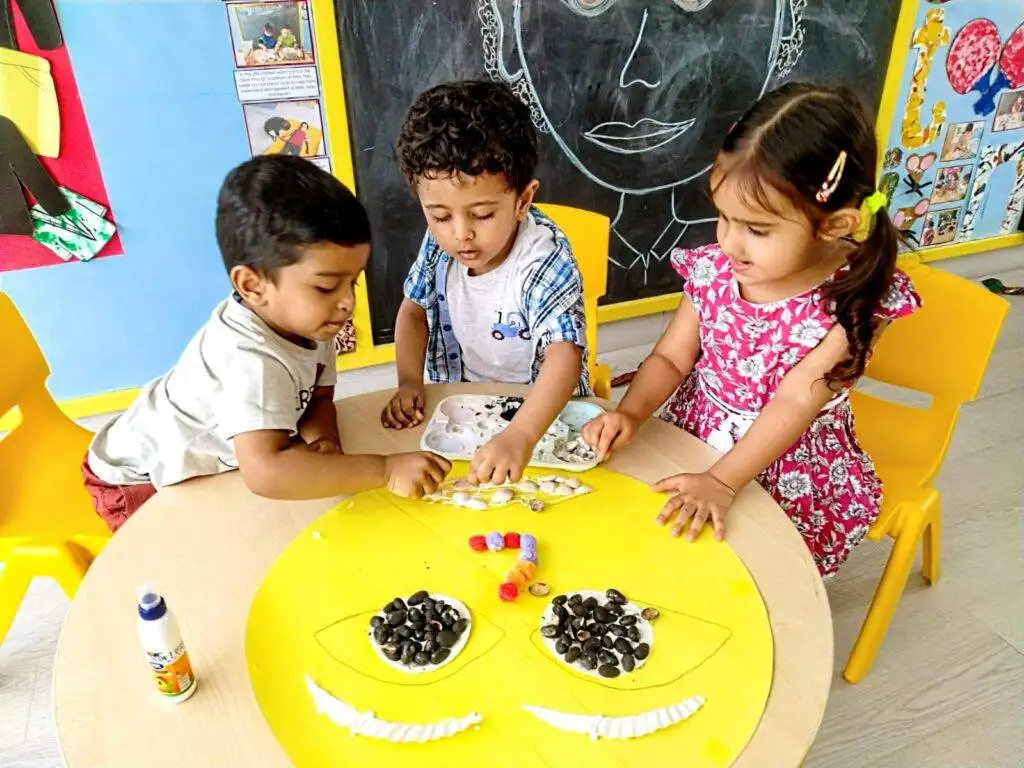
[{"x1": 382, "y1": 80, "x2": 591, "y2": 485}]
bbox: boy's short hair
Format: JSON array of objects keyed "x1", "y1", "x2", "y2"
[
  {"x1": 397, "y1": 80, "x2": 538, "y2": 193},
  {"x1": 215, "y1": 155, "x2": 370, "y2": 276}
]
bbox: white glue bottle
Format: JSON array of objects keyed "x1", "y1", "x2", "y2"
[{"x1": 137, "y1": 584, "x2": 197, "y2": 703}]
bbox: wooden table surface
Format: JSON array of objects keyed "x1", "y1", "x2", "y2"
[{"x1": 53, "y1": 384, "x2": 832, "y2": 767}]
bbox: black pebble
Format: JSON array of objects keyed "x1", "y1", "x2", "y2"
[
  {"x1": 390, "y1": 597, "x2": 407, "y2": 612},
  {"x1": 614, "y1": 637, "x2": 634, "y2": 655},
  {"x1": 592, "y1": 606, "x2": 611, "y2": 624},
  {"x1": 553, "y1": 604, "x2": 568, "y2": 622},
  {"x1": 452, "y1": 618, "x2": 469, "y2": 635},
  {"x1": 555, "y1": 638, "x2": 570, "y2": 655},
  {"x1": 431, "y1": 648, "x2": 450, "y2": 665},
  {"x1": 618, "y1": 615, "x2": 637, "y2": 627},
  {"x1": 627, "y1": 626, "x2": 641, "y2": 642},
  {"x1": 407, "y1": 590, "x2": 429, "y2": 606},
  {"x1": 382, "y1": 643, "x2": 400, "y2": 661},
  {"x1": 413, "y1": 650, "x2": 431, "y2": 666},
  {"x1": 413, "y1": 627, "x2": 426, "y2": 641},
  {"x1": 571, "y1": 602, "x2": 587, "y2": 617},
  {"x1": 621, "y1": 653, "x2": 636, "y2": 673},
  {"x1": 582, "y1": 596, "x2": 599, "y2": 610},
  {"x1": 372, "y1": 625, "x2": 390, "y2": 645},
  {"x1": 400, "y1": 641, "x2": 417, "y2": 663},
  {"x1": 598, "y1": 650, "x2": 617, "y2": 666},
  {"x1": 598, "y1": 664, "x2": 620, "y2": 678},
  {"x1": 387, "y1": 610, "x2": 406, "y2": 627},
  {"x1": 565, "y1": 646, "x2": 582, "y2": 664},
  {"x1": 394, "y1": 625, "x2": 412, "y2": 639},
  {"x1": 579, "y1": 653, "x2": 598, "y2": 671},
  {"x1": 634, "y1": 643, "x2": 650, "y2": 660},
  {"x1": 422, "y1": 639, "x2": 438, "y2": 653},
  {"x1": 606, "y1": 624, "x2": 626, "y2": 638},
  {"x1": 408, "y1": 608, "x2": 424, "y2": 626},
  {"x1": 583, "y1": 637, "x2": 602, "y2": 653},
  {"x1": 601, "y1": 635, "x2": 615, "y2": 649},
  {"x1": 603, "y1": 602, "x2": 624, "y2": 617},
  {"x1": 370, "y1": 616, "x2": 384, "y2": 629},
  {"x1": 438, "y1": 630, "x2": 458, "y2": 648},
  {"x1": 567, "y1": 594, "x2": 583, "y2": 607},
  {"x1": 606, "y1": 588, "x2": 627, "y2": 605},
  {"x1": 553, "y1": 594, "x2": 568, "y2": 607},
  {"x1": 540, "y1": 624, "x2": 561, "y2": 638}
]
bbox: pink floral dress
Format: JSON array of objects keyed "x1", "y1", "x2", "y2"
[{"x1": 662, "y1": 244, "x2": 921, "y2": 576}]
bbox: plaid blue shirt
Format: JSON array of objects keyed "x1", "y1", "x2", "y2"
[{"x1": 403, "y1": 207, "x2": 592, "y2": 396}]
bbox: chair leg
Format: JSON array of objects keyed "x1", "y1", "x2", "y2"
[
  {"x1": 0, "y1": 560, "x2": 34, "y2": 649},
  {"x1": 844, "y1": 515, "x2": 925, "y2": 684},
  {"x1": 46, "y1": 543, "x2": 93, "y2": 601},
  {"x1": 921, "y1": 503, "x2": 941, "y2": 584}
]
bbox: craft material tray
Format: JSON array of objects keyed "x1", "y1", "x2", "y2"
[{"x1": 419, "y1": 395, "x2": 602, "y2": 472}]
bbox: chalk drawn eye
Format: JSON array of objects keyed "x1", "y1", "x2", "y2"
[
  {"x1": 561, "y1": 0, "x2": 617, "y2": 17},
  {"x1": 673, "y1": 0, "x2": 714, "y2": 11}
]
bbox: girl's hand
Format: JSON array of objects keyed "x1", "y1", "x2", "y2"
[
  {"x1": 470, "y1": 427, "x2": 534, "y2": 486},
  {"x1": 652, "y1": 472, "x2": 736, "y2": 542},
  {"x1": 581, "y1": 411, "x2": 639, "y2": 462}
]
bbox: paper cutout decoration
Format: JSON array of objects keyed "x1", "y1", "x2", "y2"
[
  {"x1": 902, "y1": 152, "x2": 937, "y2": 197},
  {"x1": 900, "y1": 9, "x2": 950, "y2": 150},
  {"x1": 0, "y1": 0, "x2": 63, "y2": 51},
  {"x1": 0, "y1": 114, "x2": 68, "y2": 236},
  {"x1": 957, "y1": 141, "x2": 1024, "y2": 243},
  {"x1": 946, "y1": 20, "x2": 1024, "y2": 117},
  {"x1": 30, "y1": 186, "x2": 115, "y2": 261},
  {"x1": 893, "y1": 199, "x2": 931, "y2": 245},
  {"x1": 247, "y1": 468, "x2": 774, "y2": 766},
  {"x1": 882, "y1": 147, "x2": 903, "y2": 170},
  {"x1": 0, "y1": 47, "x2": 59, "y2": 156},
  {"x1": 878, "y1": 172, "x2": 899, "y2": 206}
]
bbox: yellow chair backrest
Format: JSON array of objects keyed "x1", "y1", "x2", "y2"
[
  {"x1": 0, "y1": 292, "x2": 54, "y2": 425},
  {"x1": 866, "y1": 263, "x2": 1009, "y2": 403},
  {"x1": 536, "y1": 203, "x2": 610, "y2": 389}
]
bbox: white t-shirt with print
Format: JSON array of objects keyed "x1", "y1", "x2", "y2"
[
  {"x1": 445, "y1": 214, "x2": 555, "y2": 383},
  {"x1": 87, "y1": 296, "x2": 337, "y2": 489}
]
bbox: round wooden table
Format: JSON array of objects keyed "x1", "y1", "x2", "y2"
[{"x1": 53, "y1": 384, "x2": 832, "y2": 767}]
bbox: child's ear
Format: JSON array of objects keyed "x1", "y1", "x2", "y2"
[
  {"x1": 231, "y1": 265, "x2": 270, "y2": 305},
  {"x1": 516, "y1": 179, "x2": 540, "y2": 221},
  {"x1": 819, "y1": 206, "x2": 861, "y2": 241}
]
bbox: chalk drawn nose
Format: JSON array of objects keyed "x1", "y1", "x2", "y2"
[{"x1": 619, "y1": 8, "x2": 662, "y2": 89}]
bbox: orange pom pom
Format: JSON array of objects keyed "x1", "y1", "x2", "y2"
[
  {"x1": 515, "y1": 560, "x2": 537, "y2": 581},
  {"x1": 505, "y1": 568, "x2": 527, "y2": 587}
]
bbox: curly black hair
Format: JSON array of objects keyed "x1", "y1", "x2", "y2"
[
  {"x1": 397, "y1": 80, "x2": 538, "y2": 193},
  {"x1": 215, "y1": 155, "x2": 370, "y2": 277}
]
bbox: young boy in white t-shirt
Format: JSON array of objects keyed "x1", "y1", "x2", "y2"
[
  {"x1": 381, "y1": 81, "x2": 591, "y2": 485},
  {"x1": 84, "y1": 155, "x2": 450, "y2": 531}
]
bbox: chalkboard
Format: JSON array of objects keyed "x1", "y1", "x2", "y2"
[{"x1": 335, "y1": 0, "x2": 902, "y2": 345}]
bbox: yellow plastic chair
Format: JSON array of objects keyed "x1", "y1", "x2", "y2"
[
  {"x1": 537, "y1": 203, "x2": 613, "y2": 398},
  {"x1": 0, "y1": 292, "x2": 111, "y2": 648},
  {"x1": 843, "y1": 263, "x2": 1009, "y2": 683}
]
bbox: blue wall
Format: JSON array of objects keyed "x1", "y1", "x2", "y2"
[{"x1": 0, "y1": 1, "x2": 250, "y2": 400}]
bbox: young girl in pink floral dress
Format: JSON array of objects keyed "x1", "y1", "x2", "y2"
[{"x1": 583, "y1": 83, "x2": 921, "y2": 577}]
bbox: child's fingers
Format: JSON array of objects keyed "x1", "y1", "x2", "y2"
[
  {"x1": 686, "y1": 507, "x2": 710, "y2": 542},
  {"x1": 670, "y1": 501, "x2": 698, "y2": 538},
  {"x1": 652, "y1": 474, "x2": 685, "y2": 493},
  {"x1": 711, "y1": 507, "x2": 726, "y2": 542},
  {"x1": 597, "y1": 425, "x2": 618, "y2": 462},
  {"x1": 425, "y1": 452, "x2": 452, "y2": 475},
  {"x1": 656, "y1": 493, "x2": 683, "y2": 526}
]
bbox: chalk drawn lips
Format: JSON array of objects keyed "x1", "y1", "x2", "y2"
[{"x1": 582, "y1": 117, "x2": 697, "y2": 154}]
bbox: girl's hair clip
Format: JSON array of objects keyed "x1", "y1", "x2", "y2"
[{"x1": 816, "y1": 151, "x2": 847, "y2": 204}]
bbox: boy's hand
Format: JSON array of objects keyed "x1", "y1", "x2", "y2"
[
  {"x1": 469, "y1": 427, "x2": 535, "y2": 486},
  {"x1": 383, "y1": 451, "x2": 451, "y2": 498},
  {"x1": 381, "y1": 385, "x2": 426, "y2": 429},
  {"x1": 582, "y1": 411, "x2": 639, "y2": 462},
  {"x1": 652, "y1": 472, "x2": 736, "y2": 542},
  {"x1": 306, "y1": 436, "x2": 342, "y2": 454}
]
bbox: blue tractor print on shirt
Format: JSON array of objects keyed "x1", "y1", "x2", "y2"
[{"x1": 491, "y1": 310, "x2": 531, "y2": 341}]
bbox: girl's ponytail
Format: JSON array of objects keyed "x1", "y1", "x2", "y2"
[{"x1": 822, "y1": 206, "x2": 899, "y2": 385}]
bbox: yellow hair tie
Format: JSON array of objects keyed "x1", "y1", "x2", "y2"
[{"x1": 854, "y1": 190, "x2": 889, "y2": 241}]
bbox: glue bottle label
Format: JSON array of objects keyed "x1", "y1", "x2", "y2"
[{"x1": 146, "y1": 640, "x2": 195, "y2": 698}]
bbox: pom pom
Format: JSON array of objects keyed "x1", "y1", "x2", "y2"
[
  {"x1": 504, "y1": 532, "x2": 521, "y2": 549},
  {"x1": 505, "y1": 568, "x2": 527, "y2": 587},
  {"x1": 499, "y1": 582, "x2": 520, "y2": 602},
  {"x1": 468, "y1": 535, "x2": 488, "y2": 552},
  {"x1": 485, "y1": 531, "x2": 504, "y2": 551},
  {"x1": 515, "y1": 560, "x2": 537, "y2": 580},
  {"x1": 520, "y1": 534, "x2": 537, "y2": 550}
]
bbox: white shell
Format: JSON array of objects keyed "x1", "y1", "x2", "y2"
[
  {"x1": 465, "y1": 497, "x2": 488, "y2": 511},
  {"x1": 522, "y1": 696, "x2": 704, "y2": 741},
  {"x1": 539, "y1": 481, "x2": 558, "y2": 495},
  {"x1": 452, "y1": 491, "x2": 471, "y2": 505},
  {"x1": 453, "y1": 480, "x2": 472, "y2": 491},
  {"x1": 563, "y1": 476, "x2": 581, "y2": 489},
  {"x1": 491, "y1": 488, "x2": 514, "y2": 504},
  {"x1": 554, "y1": 483, "x2": 574, "y2": 496},
  {"x1": 573, "y1": 485, "x2": 592, "y2": 495},
  {"x1": 518, "y1": 480, "x2": 539, "y2": 494}
]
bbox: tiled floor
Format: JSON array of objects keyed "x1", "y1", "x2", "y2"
[{"x1": 1, "y1": 267, "x2": 1021, "y2": 767}]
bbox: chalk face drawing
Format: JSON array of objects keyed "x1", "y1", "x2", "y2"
[{"x1": 479, "y1": 0, "x2": 806, "y2": 282}]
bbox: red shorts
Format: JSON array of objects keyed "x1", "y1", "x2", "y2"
[{"x1": 81, "y1": 456, "x2": 157, "y2": 532}]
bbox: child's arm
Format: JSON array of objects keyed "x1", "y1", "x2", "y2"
[
  {"x1": 469, "y1": 341, "x2": 582, "y2": 484},
  {"x1": 382, "y1": 298, "x2": 428, "y2": 428},
  {"x1": 234, "y1": 429, "x2": 450, "y2": 500},
  {"x1": 655, "y1": 324, "x2": 861, "y2": 541},
  {"x1": 298, "y1": 386, "x2": 342, "y2": 453},
  {"x1": 583, "y1": 297, "x2": 701, "y2": 461}
]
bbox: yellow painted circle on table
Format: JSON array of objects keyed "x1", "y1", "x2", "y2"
[{"x1": 246, "y1": 467, "x2": 773, "y2": 766}]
